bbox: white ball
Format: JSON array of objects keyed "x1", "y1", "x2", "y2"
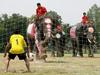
[
  {"x1": 56, "y1": 33, "x2": 61, "y2": 38},
  {"x1": 29, "y1": 53, "x2": 34, "y2": 61}
]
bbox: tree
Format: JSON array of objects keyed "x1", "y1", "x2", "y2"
[
  {"x1": 0, "y1": 13, "x2": 28, "y2": 52},
  {"x1": 87, "y1": 4, "x2": 100, "y2": 45},
  {"x1": 28, "y1": 14, "x2": 36, "y2": 23},
  {"x1": 87, "y1": 4, "x2": 100, "y2": 32},
  {"x1": 45, "y1": 11, "x2": 62, "y2": 30}
]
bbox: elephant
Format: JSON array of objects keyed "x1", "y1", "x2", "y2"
[
  {"x1": 27, "y1": 17, "x2": 53, "y2": 62},
  {"x1": 69, "y1": 22, "x2": 96, "y2": 57}
]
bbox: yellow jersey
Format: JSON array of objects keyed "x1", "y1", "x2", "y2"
[{"x1": 9, "y1": 34, "x2": 27, "y2": 54}]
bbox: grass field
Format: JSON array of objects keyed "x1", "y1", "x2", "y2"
[{"x1": 0, "y1": 53, "x2": 100, "y2": 75}]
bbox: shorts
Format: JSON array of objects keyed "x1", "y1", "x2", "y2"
[{"x1": 8, "y1": 52, "x2": 26, "y2": 60}]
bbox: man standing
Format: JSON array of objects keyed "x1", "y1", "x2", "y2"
[{"x1": 4, "y1": 29, "x2": 30, "y2": 72}]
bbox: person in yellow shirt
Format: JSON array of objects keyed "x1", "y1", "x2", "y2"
[{"x1": 4, "y1": 29, "x2": 30, "y2": 72}]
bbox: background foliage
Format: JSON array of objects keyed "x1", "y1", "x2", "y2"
[{"x1": 0, "y1": 4, "x2": 100, "y2": 52}]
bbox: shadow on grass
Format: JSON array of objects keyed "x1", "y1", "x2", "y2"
[
  {"x1": 46, "y1": 60, "x2": 69, "y2": 63},
  {"x1": 2, "y1": 70, "x2": 35, "y2": 73},
  {"x1": 22, "y1": 71, "x2": 35, "y2": 73}
]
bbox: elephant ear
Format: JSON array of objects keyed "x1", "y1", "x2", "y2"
[{"x1": 70, "y1": 26, "x2": 77, "y2": 38}]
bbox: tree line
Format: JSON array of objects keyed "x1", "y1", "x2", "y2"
[{"x1": 0, "y1": 4, "x2": 100, "y2": 52}]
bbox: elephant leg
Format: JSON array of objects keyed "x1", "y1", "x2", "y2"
[
  {"x1": 78, "y1": 37, "x2": 84, "y2": 57},
  {"x1": 61, "y1": 49, "x2": 64, "y2": 57},
  {"x1": 35, "y1": 46, "x2": 40, "y2": 60},
  {"x1": 35, "y1": 43, "x2": 47, "y2": 62},
  {"x1": 72, "y1": 49, "x2": 77, "y2": 57},
  {"x1": 57, "y1": 49, "x2": 64, "y2": 57},
  {"x1": 40, "y1": 47, "x2": 47, "y2": 61},
  {"x1": 88, "y1": 44, "x2": 94, "y2": 57},
  {"x1": 51, "y1": 51, "x2": 55, "y2": 57},
  {"x1": 78, "y1": 44, "x2": 83, "y2": 57},
  {"x1": 50, "y1": 43, "x2": 56, "y2": 57},
  {"x1": 56, "y1": 41, "x2": 64, "y2": 57},
  {"x1": 72, "y1": 39, "x2": 77, "y2": 57}
]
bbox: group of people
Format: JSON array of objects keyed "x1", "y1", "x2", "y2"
[{"x1": 3, "y1": 3, "x2": 96, "y2": 72}]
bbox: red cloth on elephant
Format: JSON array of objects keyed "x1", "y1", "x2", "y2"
[
  {"x1": 31, "y1": 24, "x2": 36, "y2": 38},
  {"x1": 56, "y1": 25, "x2": 62, "y2": 31},
  {"x1": 70, "y1": 26, "x2": 77, "y2": 38}
]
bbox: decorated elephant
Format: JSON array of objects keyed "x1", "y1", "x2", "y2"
[
  {"x1": 69, "y1": 22, "x2": 96, "y2": 57},
  {"x1": 27, "y1": 17, "x2": 53, "y2": 62}
]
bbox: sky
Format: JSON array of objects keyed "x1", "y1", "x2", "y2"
[{"x1": 0, "y1": 0, "x2": 100, "y2": 25}]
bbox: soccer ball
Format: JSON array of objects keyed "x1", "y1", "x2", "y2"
[
  {"x1": 56, "y1": 33, "x2": 61, "y2": 38},
  {"x1": 29, "y1": 52, "x2": 34, "y2": 61}
]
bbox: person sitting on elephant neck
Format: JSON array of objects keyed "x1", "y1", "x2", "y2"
[
  {"x1": 81, "y1": 12, "x2": 88, "y2": 27},
  {"x1": 35, "y1": 3, "x2": 47, "y2": 26}
]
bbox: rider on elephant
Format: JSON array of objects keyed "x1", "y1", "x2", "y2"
[
  {"x1": 35, "y1": 3, "x2": 47, "y2": 41},
  {"x1": 36, "y1": 3, "x2": 47, "y2": 18},
  {"x1": 35, "y1": 3, "x2": 47, "y2": 26},
  {"x1": 81, "y1": 12, "x2": 89, "y2": 27}
]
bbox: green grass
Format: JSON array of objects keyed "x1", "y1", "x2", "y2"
[{"x1": 0, "y1": 53, "x2": 100, "y2": 75}]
